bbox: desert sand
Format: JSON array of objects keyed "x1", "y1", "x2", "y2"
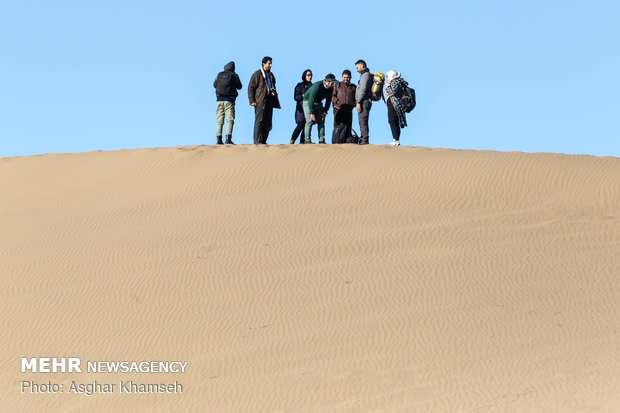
[{"x1": 1, "y1": 144, "x2": 619, "y2": 412}]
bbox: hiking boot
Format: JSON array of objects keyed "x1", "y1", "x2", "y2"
[
  {"x1": 216, "y1": 135, "x2": 224, "y2": 145},
  {"x1": 290, "y1": 139, "x2": 295, "y2": 144},
  {"x1": 225, "y1": 135, "x2": 235, "y2": 145},
  {"x1": 318, "y1": 141, "x2": 326, "y2": 144}
]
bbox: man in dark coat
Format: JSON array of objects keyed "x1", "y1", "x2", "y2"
[
  {"x1": 213, "y1": 61, "x2": 242, "y2": 144},
  {"x1": 331, "y1": 69, "x2": 357, "y2": 143},
  {"x1": 248, "y1": 56, "x2": 280, "y2": 144}
]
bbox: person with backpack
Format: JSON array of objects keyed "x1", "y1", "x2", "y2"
[
  {"x1": 290, "y1": 69, "x2": 313, "y2": 144},
  {"x1": 385, "y1": 69, "x2": 410, "y2": 146},
  {"x1": 331, "y1": 69, "x2": 357, "y2": 144},
  {"x1": 302, "y1": 74, "x2": 336, "y2": 144},
  {"x1": 248, "y1": 56, "x2": 281, "y2": 144},
  {"x1": 355, "y1": 60, "x2": 374, "y2": 145},
  {"x1": 213, "y1": 61, "x2": 242, "y2": 145}
]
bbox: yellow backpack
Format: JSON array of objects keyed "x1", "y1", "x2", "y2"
[{"x1": 369, "y1": 72, "x2": 385, "y2": 101}]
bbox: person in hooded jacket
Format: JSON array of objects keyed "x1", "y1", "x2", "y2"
[
  {"x1": 385, "y1": 69, "x2": 408, "y2": 146},
  {"x1": 213, "y1": 61, "x2": 242, "y2": 144},
  {"x1": 290, "y1": 69, "x2": 313, "y2": 144}
]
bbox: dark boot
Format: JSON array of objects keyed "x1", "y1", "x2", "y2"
[
  {"x1": 216, "y1": 135, "x2": 224, "y2": 145},
  {"x1": 225, "y1": 135, "x2": 235, "y2": 145}
]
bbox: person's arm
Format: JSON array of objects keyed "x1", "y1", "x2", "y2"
[
  {"x1": 355, "y1": 74, "x2": 369, "y2": 112},
  {"x1": 235, "y1": 74, "x2": 242, "y2": 90},
  {"x1": 350, "y1": 84, "x2": 357, "y2": 106},
  {"x1": 305, "y1": 85, "x2": 317, "y2": 114},
  {"x1": 304, "y1": 84, "x2": 319, "y2": 122},
  {"x1": 356, "y1": 73, "x2": 370, "y2": 104},
  {"x1": 323, "y1": 88, "x2": 332, "y2": 113},
  {"x1": 332, "y1": 82, "x2": 339, "y2": 105},
  {"x1": 294, "y1": 84, "x2": 304, "y2": 102},
  {"x1": 248, "y1": 73, "x2": 257, "y2": 106}
]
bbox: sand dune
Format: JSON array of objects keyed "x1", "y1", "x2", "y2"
[{"x1": 1, "y1": 145, "x2": 619, "y2": 412}]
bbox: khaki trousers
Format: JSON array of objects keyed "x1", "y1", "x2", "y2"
[{"x1": 216, "y1": 101, "x2": 235, "y2": 136}]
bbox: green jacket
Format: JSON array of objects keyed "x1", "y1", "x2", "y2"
[{"x1": 303, "y1": 81, "x2": 333, "y2": 114}]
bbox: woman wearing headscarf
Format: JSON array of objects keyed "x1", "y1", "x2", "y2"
[
  {"x1": 385, "y1": 69, "x2": 408, "y2": 146},
  {"x1": 290, "y1": 69, "x2": 313, "y2": 144}
]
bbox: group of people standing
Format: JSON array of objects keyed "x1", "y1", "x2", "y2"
[{"x1": 213, "y1": 57, "x2": 413, "y2": 146}]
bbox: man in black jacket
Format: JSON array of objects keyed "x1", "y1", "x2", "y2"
[{"x1": 214, "y1": 61, "x2": 242, "y2": 144}]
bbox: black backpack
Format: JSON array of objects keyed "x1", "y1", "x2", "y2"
[
  {"x1": 215, "y1": 72, "x2": 237, "y2": 97},
  {"x1": 400, "y1": 85, "x2": 416, "y2": 113},
  {"x1": 332, "y1": 125, "x2": 360, "y2": 144},
  {"x1": 332, "y1": 123, "x2": 350, "y2": 144}
]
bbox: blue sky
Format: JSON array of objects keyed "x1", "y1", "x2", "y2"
[{"x1": 1, "y1": 0, "x2": 619, "y2": 157}]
